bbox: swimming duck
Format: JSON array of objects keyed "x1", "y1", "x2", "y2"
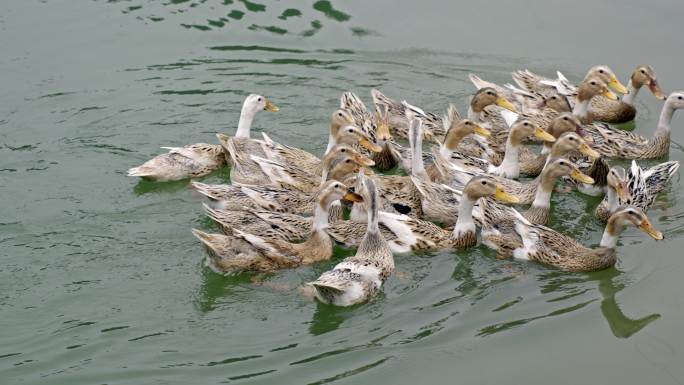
[
  {"x1": 590, "y1": 65, "x2": 666, "y2": 123},
  {"x1": 191, "y1": 180, "x2": 362, "y2": 275},
  {"x1": 308, "y1": 174, "x2": 395, "y2": 306},
  {"x1": 365, "y1": 176, "x2": 519, "y2": 251},
  {"x1": 585, "y1": 91, "x2": 684, "y2": 159},
  {"x1": 512, "y1": 65, "x2": 628, "y2": 100},
  {"x1": 595, "y1": 160, "x2": 680, "y2": 221},
  {"x1": 127, "y1": 94, "x2": 277, "y2": 181},
  {"x1": 483, "y1": 205, "x2": 662, "y2": 272}
]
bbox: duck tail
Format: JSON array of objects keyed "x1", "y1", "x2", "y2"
[
  {"x1": 468, "y1": 74, "x2": 496, "y2": 90},
  {"x1": 191, "y1": 228, "x2": 224, "y2": 261},
  {"x1": 127, "y1": 165, "x2": 155, "y2": 178}
]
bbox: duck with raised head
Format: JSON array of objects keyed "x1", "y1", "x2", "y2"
[
  {"x1": 191, "y1": 180, "x2": 362, "y2": 275},
  {"x1": 308, "y1": 174, "x2": 394, "y2": 306},
  {"x1": 127, "y1": 94, "x2": 277, "y2": 181},
  {"x1": 590, "y1": 65, "x2": 666, "y2": 123},
  {"x1": 512, "y1": 65, "x2": 628, "y2": 100},
  {"x1": 595, "y1": 160, "x2": 680, "y2": 221},
  {"x1": 587, "y1": 91, "x2": 684, "y2": 159},
  {"x1": 484, "y1": 205, "x2": 663, "y2": 272}
]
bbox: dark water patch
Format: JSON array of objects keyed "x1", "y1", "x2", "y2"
[
  {"x1": 205, "y1": 354, "x2": 261, "y2": 366},
  {"x1": 208, "y1": 45, "x2": 306, "y2": 53},
  {"x1": 4, "y1": 144, "x2": 37, "y2": 151},
  {"x1": 269, "y1": 343, "x2": 298, "y2": 352},
  {"x1": 38, "y1": 91, "x2": 79, "y2": 99},
  {"x1": 313, "y1": 1, "x2": 351, "y2": 22},
  {"x1": 279, "y1": 8, "x2": 302, "y2": 20},
  {"x1": 227, "y1": 9, "x2": 244, "y2": 19},
  {"x1": 307, "y1": 356, "x2": 392, "y2": 385},
  {"x1": 492, "y1": 296, "x2": 523, "y2": 312},
  {"x1": 128, "y1": 332, "x2": 167, "y2": 341},
  {"x1": 248, "y1": 24, "x2": 288, "y2": 35},
  {"x1": 290, "y1": 344, "x2": 373, "y2": 365},
  {"x1": 65, "y1": 344, "x2": 83, "y2": 350},
  {"x1": 148, "y1": 16, "x2": 164, "y2": 22},
  {"x1": 207, "y1": 18, "x2": 228, "y2": 28},
  {"x1": 181, "y1": 23, "x2": 211, "y2": 31},
  {"x1": 238, "y1": 0, "x2": 266, "y2": 12},
  {"x1": 156, "y1": 88, "x2": 216, "y2": 95},
  {"x1": 301, "y1": 20, "x2": 323, "y2": 37},
  {"x1": 0, "y1": 353, "x2": 22, "y2": 359},
  {"x1": 123, "y1": 5, "x2": 142, "y2": 13},
  {"x1": 101, "y1": 326, "x2": 130, "y2": 333},
  {"x1": 228, "y1": 369, "x2": 277, "y2": 380},
  {"x1": 350, "y1": 27, "x2": 380, "y2": 37}
]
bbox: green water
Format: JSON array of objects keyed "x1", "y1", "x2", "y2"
[{"x1": 2, "y1": 0, "x2": 684, "y2": 384}]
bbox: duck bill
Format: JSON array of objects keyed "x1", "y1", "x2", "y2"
[
  {"x1": 615, "y1": 181, "x2": 630, "y2": 201},
  {"x1": 343, "y1": 191, "x2": 364, "y2": 203},
  {"x1": 494, "y1": 186, "x2": 520, "y2": 204},
  {"x1": 570, "y1": 169, "x2": 594, "y2": 184},
  {"x1": 360, "y1": 137, "x2": 382, "y2": 153},
  {"x1": 376, "y1": 122, "x2": 392, "y2": 142},
  {"x1": 579, "y1": 143, "x2": 600, "y2": 159},
  {"x1": 263, "y1": 99, "x2": 279, "y2": 112},
  {"x1": 534, "y1": 127, "x2": 556, "y2": 142},
  {"x1": 602, "y1": 88, "x2": 618, "y2": 100},
  {"x1": 474, "y1": 124, "x2": 491, "y2": 137},
  {"x1": 496, "y1": 96, "x2": 517, "y2": 112},
  {"x1": 648, "y1": 80, "x2": 666, "y2": 100},
  {"x1": 608, "y1": 76, "x2": 628, "y2": 94},
  {"x1": 354, "y1": 154, "x2": 376, "y2": 167},
  {"x1": 639, "y1": 220, "x2": 664, "y2": 240}
]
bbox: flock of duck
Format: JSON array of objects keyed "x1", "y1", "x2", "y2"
[{"x1": 128, "y1": 65, "x2": 682, "y2": 306}]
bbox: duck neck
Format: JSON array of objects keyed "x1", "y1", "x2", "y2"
[
  {"x1": 411, "y1": 135, "x2": 428, "y2": 180},
  {"x1": 605, "y1": 187, "x2": 619, "y2": 212},
  {"x1": 453, "y1": 195, "x2": 476, "y2": 236},
  {"x1": 655, "y1": 100, "x2": 675, "y2": 138},
  {"x1": 235, "y1": 104, "x2": 257, "y2": 138},
  {"x1": 467, "y1": 106, "x2": 482, "y2": 123},
  {"x1": 621, "y1": 79, "x2": 640, "y2": 105},
  {"x1": 531, "y1": 172, "x2": 555, "y2": 209},
  {"x1": 600, "y1": 219, "x2": 622, "y2": 249},
  {"x1": 499, "y1": 138, "x2": 520, "y2": 177},
  {"x1": 313, "y1": 201, "x2": 331, "y2": 232},
  {"x1": 366, "y1": 191, "x2": 379, "y2": 233},
  {"x1": 572, "y1": 98, "x2": 591, "y2": 120}
]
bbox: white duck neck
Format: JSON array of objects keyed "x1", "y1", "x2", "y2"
[
  {"x1": 453, "y1": 195, "x2": 475, "y2": 236},
  {"x1": 621, "y1": 79, "x2": 639, "y2": 106},
  {"x1": 656, "y1": 100, "x2": 676, "y2": 137},
  {"x1": 600, "y1": 224, "x2": 621, "y2": 248},
  {"x1": 572, "y1": 98, "x2": 590, "y2": 120},
  {"x1": 498, "y1": 138, "x2": 520, "y2": 178},
  {"x1": 605, "y1": 187, "x2": 618, "y2": 212},
  {"x1": 467, "y1": 106, "x2": 482, "y2": 123},
  {"x1": 313, "y1": 200, "x2": 331, "y2": 231},
  {"x1": 235, "y1": 103, "x2": 258, "y2": 138}
]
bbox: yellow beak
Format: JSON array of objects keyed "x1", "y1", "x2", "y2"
[
  {"x1": 343, "y1": 191, "x2": 364, "y2": 203},
  {"x1": 534, "y1": 127, "x2": 556, "y2": 142},
  {"x1": 360, "y1": 137, "x2": 382, "y2": 153},
  {"x1": 496, "y1": 96, "x2": 517, "y2": 112},
  {"x1": 264, "y1": 99, "x2": 279, "y2": 112},
  {"x1": 608, "y1": 76, "x2": 628, "y2": 94},
  {"x1": 474, "y1": 124, "x2": 491, "y2": 137},
  {"x1": 494, "y1": 186, "x2": 520, "y2": 204},
  {"x1": 615, "y1": 181, "x2": 630, "y2": 201},
  {"x1": 639, "y1": 219, "x2": 664, "y2": 240},
  {"x1": 602, "y1": 88, "x2": 618, "y2": 100},
  {"x1": 570, "y1": 169, "x2": 595, "y2": 184},
  {"x1": 354, "y1": 154, "x2": 376, "y2": 167},
  {"x1": 578, "y1": 142, "x2": 600, "y2": 159},
  {"x1": 649, "y1": 80, "x2": 666, "y2": 100}
]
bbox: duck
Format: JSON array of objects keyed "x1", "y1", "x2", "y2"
[
  {"x1": 585, "y1": 91, "x2": 684, "y2": 159},
  {"x1": 590, "y1": 65, "x2": 666, "y2": 123},
  {"x1": 595, "y1": 160, "x2": 680, "y2": 221},
  {"x1": 191, "y1": 180, "x2": 362, "y2": 275},
  {"x1": 450, "y1": 120, "x2": 556, "y2": 179},
  {"x1": 447, "y1": 155, "x2": 595, "y2": 205},
  {"x1": 360, "y1": 176, "x2": 519, "y2": 252},
  {"x1": 371, "y1": 88, "x2": 451, "y2": 141},
  {"x1": 307, "y1": 174, "x2": 395, "y2": 306},
  {"x1": 127, "y1": 94, "x2": 277, "y2": 181},
  {"x1": 482, "y1": 205, "x2": 663, "y2": 272},
  {"x1": 512, "y1": 65, "x2": 628, "y2": 100},
  {"x1": 571, "y1": 77, "x2": 619, "y2": 124}
]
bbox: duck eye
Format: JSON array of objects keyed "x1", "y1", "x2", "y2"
[
  {"x1": 465, "y1": 121, "x2": 471, "y2": 125},
  {"x1": 640, "y1": 69, "x2": 646, "y2": 74},
  {"x1": 338, "y1": 112, "x2": 343, "y2": 117},
  {"x1": 340, "y1": 148, "x2": 346, "y2": 152},
  {"x1": 345, "y1": 159, "x2": 351, "y2": 163},
  {"x1": 334, "y1": 184, "x2": 340, "y2": 188},
  {"x1": 678, "y1": 96, "x2": 683, "y2": 100},
  {"x1": 258, "y1": 97, "x2": 262, "y2": 102},
  {"x1": 590, "y1": 81, "x2": 596, "y2": 86},
  {"x1": 559, "y1": 161, "x2": 565, "y2": 166},
  {"x1": 481, "y1": 180, "x2": 487, "y2": 185},
  {"x1": 569, "y1": 136, "x2": 574, "y2": 141},
  {"x1": 348, "y1": 128, "x2": 354, "y2": 133},
  {"x1": 563, "y1": 117, "x2": 568, "y2": 121},
  {"x1": 487, "y1": 91, "x2": 493, "y2": 95},
  {"x1": 599, "y1": 69, "x2": 604, "y2": 73},
  {"x1": 523, "y1": 122, "x2": 529, "y2": 126},
  {"x1": 551, "y1": 96, "x2": 557, "y2": 100}
]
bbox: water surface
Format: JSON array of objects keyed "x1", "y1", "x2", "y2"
[{"x1": 2, "y1": 1, "x2": 684, "y2": 384}]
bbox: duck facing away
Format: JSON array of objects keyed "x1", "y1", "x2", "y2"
[{"x1": 308, "y1": 174, "x2": 394, "y2": 306}]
